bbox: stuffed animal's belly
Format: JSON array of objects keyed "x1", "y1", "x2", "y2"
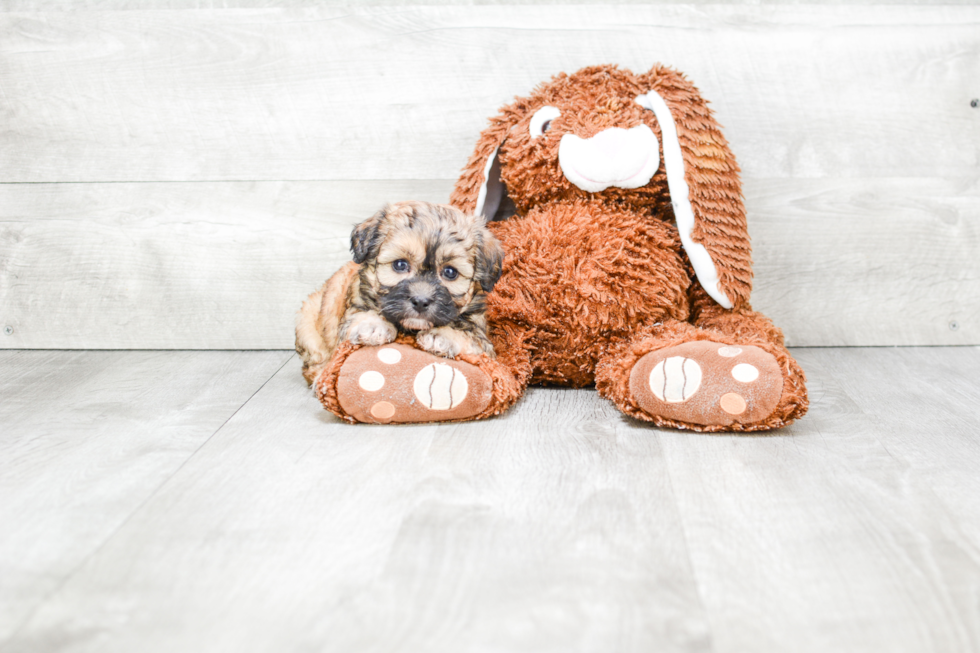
[{"x1": 487, "y1": 203, "x2": 691, "y2": 385}]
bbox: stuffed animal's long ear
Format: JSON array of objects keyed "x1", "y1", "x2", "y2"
[
  {"x1": 636, "y1": 66, "x2": 753, "y2": 310},
  {"x1": 450, "y1": 103, "x2": 528, "y2": 221},
  {"x1": 350, "y1": 206, "x2": 387, "y2": 264}
]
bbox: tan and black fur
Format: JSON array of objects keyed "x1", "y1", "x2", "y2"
[{"x1": 296, "y1": 201, "x2": 504, "y2": 384}]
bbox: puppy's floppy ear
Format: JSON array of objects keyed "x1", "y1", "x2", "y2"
[
  {"x1": 635, "y1": 65, "x2": 753, "y2": 310},
  {"x1": 350, "y1": 206, "x2": 387, "y2": 264},
  {"x1": 474, "y1": 229, "x2": 505, "y2": 293}
]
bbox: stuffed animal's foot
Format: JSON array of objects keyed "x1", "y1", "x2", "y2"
[
  {"x1": 629, "y1": 341, "x2": 783, "y2": 428},
  {"x1": 323, "y1": 343, "x2": 493, "y2": 424}
]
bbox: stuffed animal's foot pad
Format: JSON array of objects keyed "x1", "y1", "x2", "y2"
[
  {"x1": 629, "y1": 341, "x2": 782, "y2": 427},
  {"x1": 332, "y1": 343, "x2": 492, "y2": 423}
]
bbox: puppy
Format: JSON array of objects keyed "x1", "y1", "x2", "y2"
[{"x1": 296, "y1": 201, "x2": 504, "y2": 385}]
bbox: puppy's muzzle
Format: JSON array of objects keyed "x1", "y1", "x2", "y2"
[{"x1": 381, "y1": 277, "x2": 458, "y2": 331}]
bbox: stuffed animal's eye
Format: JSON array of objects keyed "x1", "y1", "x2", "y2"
[
  {"x1": 441, "y1": 266, "x2": 459, "y2": 280},
  {"x1": 530, "y1": 106, "x2": 561, "y2": 138},
  {"x1": 392, "y1": 259, "x2": 410, "y2": 273}
]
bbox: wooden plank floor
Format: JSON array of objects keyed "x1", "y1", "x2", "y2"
[{"x1": 1, "y1": 347, "x2": 979, "y2": 652}]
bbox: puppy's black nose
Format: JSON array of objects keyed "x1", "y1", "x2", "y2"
[{"x1": 411, "y1": 295, "x2": 432, "y2": 311}]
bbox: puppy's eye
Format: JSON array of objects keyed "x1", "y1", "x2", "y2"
[
  {"x1": 529, "y1": 106, "x2": 561, "y2": 138},
  {"x1": 441, "y1": 266, "x2": 459, "y2": 281},
  {"x1": 392, "y1": 259, "x2": 410, "y2": 273}
]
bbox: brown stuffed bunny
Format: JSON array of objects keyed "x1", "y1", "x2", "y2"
[{"x1": 315, "y1": 64, "x2": 807, "y2": 431}]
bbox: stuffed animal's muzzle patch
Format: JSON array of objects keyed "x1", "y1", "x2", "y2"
[{"x1": 558, "y1": 124, "x2": 660, "y2": 193}]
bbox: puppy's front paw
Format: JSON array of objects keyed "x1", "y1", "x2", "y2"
[
  {"x1": 418, "y1": 327, "x2": 487, "y2": 359},
  {"x1": 347, "y1": 316, "x2": 397, "y2": 346}
]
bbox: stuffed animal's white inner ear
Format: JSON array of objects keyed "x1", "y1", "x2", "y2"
[
  {"x1": 636, "y1": 91, "x2": 733, "y2": 309},
  {"x1": 474, "y1": 146, "x2": 503, "y2": 222}
]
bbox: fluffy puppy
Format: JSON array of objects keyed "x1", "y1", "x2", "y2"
[{"x1": 296, "y1": 201, "x2": 504, "y2": 385}]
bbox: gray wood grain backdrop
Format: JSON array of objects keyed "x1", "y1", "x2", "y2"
[{"x1": 1, "y1": 4, "x2": 978, "y2": 348}]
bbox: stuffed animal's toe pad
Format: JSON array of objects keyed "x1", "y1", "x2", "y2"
[
  {"x1": 629, "y1": 341, "x2": 782, "y2": 427},
  {"x1": 331, "y1": 344, "x2": 492, "y2": 424}
]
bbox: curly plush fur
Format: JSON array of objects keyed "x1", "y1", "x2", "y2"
[
  {"x1": 314, "y1": 63, "x2": 808, "y2": 430},
  {"x1": 447, "y1": 64, "x2": 808, "y2": 430}
]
